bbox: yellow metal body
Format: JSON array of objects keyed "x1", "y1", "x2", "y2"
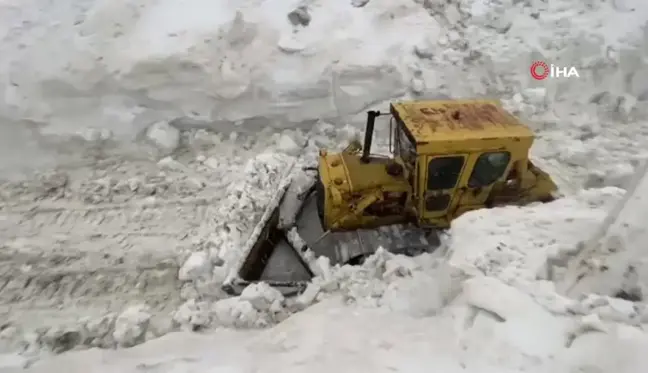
[{"x1": 317, "y1": 99, "x2": 558, "y2": 231}]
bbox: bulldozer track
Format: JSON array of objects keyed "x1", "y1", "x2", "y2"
[
  {"x1": 0, "y1": 197, "x2": 215, "y2": 238},
  {"x1": 0, "y1": 195, "x2": 219, "y2": 328},
  {"x1": 0, "y1": 195, "x2": 218, "y2": 214},
  {"x1": 0, "y1": 133, "x2": 296, "y2": 336},
  {"x1": 0, "y1": 263, "x2": 180, "y2": 307}
]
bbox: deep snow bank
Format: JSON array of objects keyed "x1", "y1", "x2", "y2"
[
  {"x1": 1, "y1": 0, "x2": 426, "y2": 137},
  {"x1": 1, "y1": 0, "x2": 646, "y2": 194},
  {"x1": 162, "y1": 187, "x2": 648, "y2": 334},
  {"x1": 15, "y1": 278, "x2": 648, "y2": 373},
  {"x1": 2, "y1": 0, "x2": 647, "y2": 145},
  {"x1": 560, "y1": 160, "x2": 648, "y2": 300}
]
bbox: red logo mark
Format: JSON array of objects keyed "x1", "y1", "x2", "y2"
[{"x1": 530, "y1": 61, "x2": 549, "y2": 80}]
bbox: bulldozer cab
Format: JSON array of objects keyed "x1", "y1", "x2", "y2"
[{"x1": 389, "y1": 99, "x2": 538, "y2": 228}]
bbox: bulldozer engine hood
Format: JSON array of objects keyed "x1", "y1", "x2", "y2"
[{"x1": 318, "y1": 151, "x2": 408, "y2": 195}]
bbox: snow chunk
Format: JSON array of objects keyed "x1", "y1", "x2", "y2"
[
  {"x1": 173, "y1": 300, "x2": 212, "y2": 331},
  {"x1": 566, "y1": 314, "x2": 608, "y2": 347},
  {"x1": 240, "y1": 282, "x2": 285, "y2": 312},
  {"x1": 462, "y1": 276, "x2": 544, "y2": 322},
  {"x1": 276, "y1": 133, "x2": 302, "y2": 155},
  {"x1": 380, "y1": 272, "x2": 446, "y2": 317},
  {"x1": 84, "y1": 313, "x2": 117, "y2": 346},
  {"x1": 410, "y1": 75, "x2": 426, "y2": 95},
  {"x1": 112, "y1": 305, "x2": 152, "y2": 347},
  {"x1": 310, "y1": 256, "x2": 338, "y2": 291},
  {"x1": 595, "y1": 298, "x2": 640, "y2": 324},
  {"x1": 203, "y1": 157, "x2": 220, "y2": 170},
  {"x1": 178, "y1": 251, "x2": 211, "y2": 281},
  {"x1": 297, "y1": 283, "x2": 322, "y2": 308},
  {"x1": 77, "y1": 127, "x2": 113, "y2": 142},
  {"x1": 383, "y1": 255, "x2": 420, "y2": 280},
  {"x1": 145, "y1": 121, "x2": 181, "y2": 156},
  {"x1": 211, "y1": 298, "x2": 266, "y2": 328},
  {"x1": 277, "y1": 35, "x2": 307, "y2": 54}
]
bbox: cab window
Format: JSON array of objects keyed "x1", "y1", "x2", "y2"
[
  {"x1": 427, "y1": 156, "x2": 465, "y2": 190},
  {"x1": 468, "y1": 151, "x2": 511, "y2": 188},
  {"x1": 395, "y1": 123, "x2": 416, "y2": 165}
]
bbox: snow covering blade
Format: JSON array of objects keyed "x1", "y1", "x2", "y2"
[
  {"x1": 222, "y1": 203, "x2": 315, "y2": 296},
  {"x1": 223, "y1": 159, "x2": 317, "y2": 296}
]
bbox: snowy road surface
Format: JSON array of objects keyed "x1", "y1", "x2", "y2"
[{"x1": 1, "y1": 0, "x2": 648, "y2": 370}]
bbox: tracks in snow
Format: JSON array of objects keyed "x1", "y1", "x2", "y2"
[{"x1": 0, "y1": 196, "x2": 219, "y2": 328}]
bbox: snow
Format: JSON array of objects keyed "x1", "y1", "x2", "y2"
[
  {"x1": 143, "y1": 121, "x2": 181, "y2": 156},
  {"x1": 178, "y1": 251, "x2": 211, "y2": 282},
  {"x1": 1, "y1": 0, "x2": 648, "y2": 370},
  {"x1": 112, "y1": 305, "x2": 152, "y2": 348},
  {"x1": 240, "y1": 283, "x2": 285, "y2": 312},
  {"x1": 560, "y1": 160, "x2": 648, "y2": 300},
  {"x1": 12, "y1": 292, "x2": 648, "y2": 373}
]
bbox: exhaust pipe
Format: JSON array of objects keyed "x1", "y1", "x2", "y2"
[{"x1": 361, "y1": 110, "x2": 380, "y2": 163}]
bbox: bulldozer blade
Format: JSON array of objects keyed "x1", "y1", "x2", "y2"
[
  {"x1": 278, "y1": 168, "x2": 318, "y2": 230},
  {"x1": 222, "y1": 204, "x2": 314, "y2": 296},
  {"x1": 223, "y1": 161, "x2": 316, "y2": 296}
]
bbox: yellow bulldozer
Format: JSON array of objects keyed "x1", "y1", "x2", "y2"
[{"x1": 223, "y1": 99, "x2": 558, "y2": 295}]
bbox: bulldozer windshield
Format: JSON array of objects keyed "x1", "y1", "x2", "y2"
[{"x1": 394, "y1": 121, "x2": 416, "y2": 166}]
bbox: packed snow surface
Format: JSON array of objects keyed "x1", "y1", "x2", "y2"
[
  {"x1": 14, "y1": 294, "x2": 648, "y2": 373},
  {"x1": 1, "y1": 0, "x2": 648, "y2": 370},
  {"x1": 560, "y1": 160, "x2": 648, "y2": 299}
]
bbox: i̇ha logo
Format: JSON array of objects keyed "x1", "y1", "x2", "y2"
[{"x1": 530, "y1": 60, "x2": 579, "y2": 80}]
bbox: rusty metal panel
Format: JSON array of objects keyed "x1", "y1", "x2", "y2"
[
  {"x1": 394, "y1": 100, "x2": 522, "y2": 134},
  {"x1": 390, "y1": 100, "x2": 535, "y2": 149}
]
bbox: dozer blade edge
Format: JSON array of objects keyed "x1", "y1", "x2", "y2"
[{"x1": 222, "y1": 163, "x2": 318, "y2": 297}]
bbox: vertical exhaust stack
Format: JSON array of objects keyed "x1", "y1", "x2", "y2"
[{"x1": 361, "y1": 110, "x2": 381, "y2": 163}]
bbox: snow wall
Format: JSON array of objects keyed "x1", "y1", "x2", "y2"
[
  {"x1": 560, "y1": 159, "x2": 648, "y2": 300},
  {"x1": 2, "y1": 0, "x2": 648, "y2": 175}
]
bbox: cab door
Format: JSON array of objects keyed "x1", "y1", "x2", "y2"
[
  {"x1": 419, "y1": 154, "x2": 467, "y2": 226},
  {"x1": 457, "y1": 151, "x2": 512, "y2": 209}
]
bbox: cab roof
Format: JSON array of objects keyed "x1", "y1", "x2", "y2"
[{"x1": 390, "y1": 99, "x2": 534, "y2": 145}]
